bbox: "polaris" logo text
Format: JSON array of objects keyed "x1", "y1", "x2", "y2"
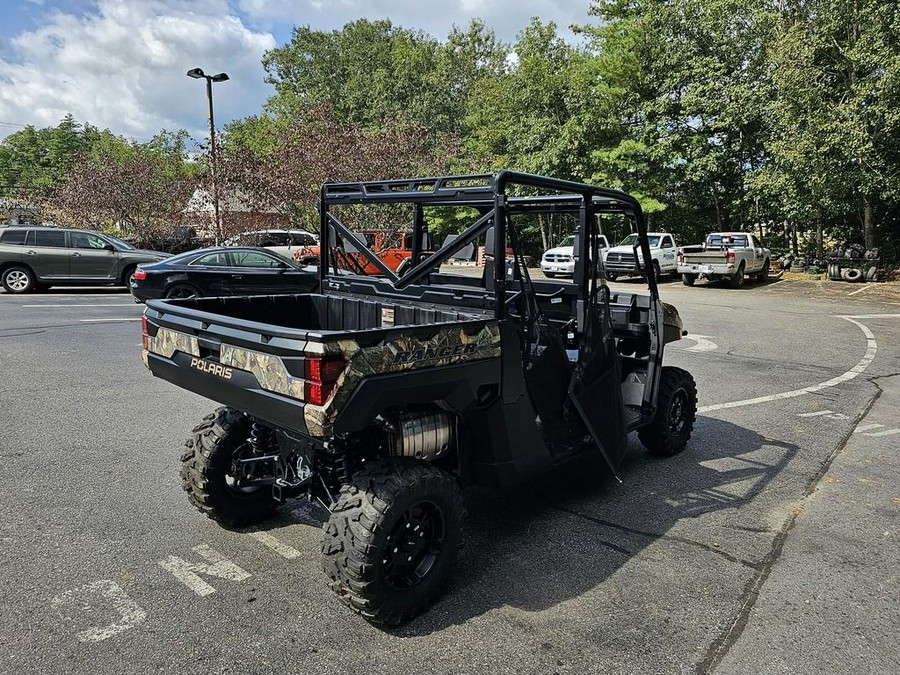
[{"x1": 190, "y1": 357, "x2": 233, "y2": 379}]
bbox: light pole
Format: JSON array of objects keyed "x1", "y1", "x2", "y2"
[{"x1": 187, "y1": 67, "x2": 229, "y2": 245}]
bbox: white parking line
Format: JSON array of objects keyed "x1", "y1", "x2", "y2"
[
  {"x1": 699, "y1": 316, "x2": 878, "y2": 413},
  {"x1": 80, "y1": 318, "x2": 142, "y2": 322},
  {"x1": 247, "y1": 531, "x2": 301, "y2": 559},
  {"x1": 23, "y1": 304, "x2": 136, "y2": 308},
  {"x1": 854, "y1": 423, "x2": 885, "y2": 433},
  {"x1": 798, "y1": 410, "x2": 833, "y2": 417},
  {"x1": 863, "y1": 429, "x2": 900, "y2": 438}
]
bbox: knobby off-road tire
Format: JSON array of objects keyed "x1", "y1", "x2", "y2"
[
  {"x1": 180, "y1": 407, "x2": 280, "y2": 527},
  {"x1": 322, "y1": 458, "x2": 464, "y2": 626},
  {"x1": 682, "y1": 273, "x2": 697, "y2": 286},
  {"x1": 638, "y1": 366, "x2": 697, "y2": 456}
]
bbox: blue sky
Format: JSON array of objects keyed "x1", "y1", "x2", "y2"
[{"x1": 0, "y1": 0, "x2": 593, "y2": 144}]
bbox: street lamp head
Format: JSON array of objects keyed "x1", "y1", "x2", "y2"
[
  {"x1": 210, "y1": 73, "x2": 230, "y2": 83},
  {"x1": 186, "y1": 67, "x2": 205, "y2": 79}
]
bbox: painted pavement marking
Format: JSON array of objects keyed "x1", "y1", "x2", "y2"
[
  {"x1": 158, "y1": 544, "x2": 251, "y2": 596},
  {"x1": 51, "y1": 580, "x2": 147, "y2": 643}
]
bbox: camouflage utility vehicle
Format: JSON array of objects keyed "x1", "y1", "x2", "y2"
[{"x1": 141, "y1": 171, "x2": 697, "y2": 625}]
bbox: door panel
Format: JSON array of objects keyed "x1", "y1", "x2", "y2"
[
  {"x1": 25, "y1": 230, "x2": 69, "y2": 279},
  {"x1": 68, "y1": 231, "x2": 118, "y2": 279}
]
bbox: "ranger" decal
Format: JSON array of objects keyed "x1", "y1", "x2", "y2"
[
  {"x1": 392, "y1": 343, "x2": 479, "y2": 365},
  {"x1": 190, "y1": 357, "x2": 233, "y2": 379}
]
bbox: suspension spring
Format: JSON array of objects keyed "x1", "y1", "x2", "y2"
[{"x1": 248, "y1": 420, "x2": 276, "y2": 455}]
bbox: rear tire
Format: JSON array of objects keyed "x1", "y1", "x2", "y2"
[
  {"x1": 682, "y1": 274, "x2": 696, "y2": 286},
  {"x1": 165, "y1": 283, "x2": 202, "y2": 299},
  {"x1": 2, "y1": 265, "x2": 36, "y2": 294},
  {"x1": 638, "y1": 366, "x2": 697, "y2": 456},
  {"x1": 180, "y1": 408, "x2": 280, "y2": 527},
  {"x1": 756, "y1": 259, "x2": 770, "y2": 282},
  {"x1": 322, "y1": 458, "x2": 464, "y2": 626},
  {"x1": 729, "y1": 264, "x2": 745, "y2": 289}
]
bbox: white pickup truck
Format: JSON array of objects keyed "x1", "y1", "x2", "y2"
[
  {"x1": 677, "y1": 232, "x2": 771, "y2": 288},
  {"x1": 603, "y1": 232, "x2": 678, "y2": 281},
  {"x1": 541, "y1": 233, "x2": 610, "y2": 277}
]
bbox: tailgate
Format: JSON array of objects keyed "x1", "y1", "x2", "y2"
[{"x1": 141, "y1": 302, "x2": 317, "y2": 435}]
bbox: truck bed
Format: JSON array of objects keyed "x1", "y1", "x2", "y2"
[{"x1": 141, "y1": 293, "x2": 501, "y2": 436}]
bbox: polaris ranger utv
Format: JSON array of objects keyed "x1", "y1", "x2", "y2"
[{"x1": 141, "y1": 171, "x2": 697, "y2": 625}]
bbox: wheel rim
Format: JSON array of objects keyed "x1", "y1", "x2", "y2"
[
  {"x1": 668, "y1": 388, "x2": 689, "y2": 437},
  {"x1": 6, "y1": 270, "x2": 29, "y2": 291},
  {"x1": 226, "y1": 443, "x2": 266, "y2": 496},
  {"x1": 382, "y1": 500, "x2": 446, "y2": 590},
  {"x1": 167, "y1": 285, "x2": 197, "y2": 299}
]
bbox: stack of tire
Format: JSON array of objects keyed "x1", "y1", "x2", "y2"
[{"x1": 827, "y1": 245, "x2": 879, "y2": 282}]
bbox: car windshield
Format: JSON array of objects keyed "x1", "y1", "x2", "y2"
[
  {"x1": 618, "y1": 234, "x2": 660, "y2": 247},
  {"x1": 559, "y1": 236, "x2": 575, "y2": 247},
  {"x1": 104, "y1": 235, "x2": 135, "y2": 250}
]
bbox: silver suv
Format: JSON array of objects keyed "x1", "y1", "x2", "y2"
[{"x1": 0, "y1": 226, "x2": 170, "y2": 293}]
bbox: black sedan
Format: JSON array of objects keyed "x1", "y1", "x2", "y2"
[{"x1": 129, "y1": 247, "x2": 318, "y2": 303}]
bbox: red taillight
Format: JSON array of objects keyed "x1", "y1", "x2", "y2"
[
  {"x1": 141, "y1": 314, "x2": 149, "y2": 350},
  {"x1": 304, "y1": 356, "x2": 344, "y2": 405},
  {"x1": 134, "y1": 269, "x2": 147, "y2": 281},
  {"x1": 727, "y1": 250, "x2": 735, "y2": 264}
]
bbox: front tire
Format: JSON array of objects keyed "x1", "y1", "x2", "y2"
[
  {"x1": 322, "y1": 458, "x2": 464, "y2": 626},
  {"x1": 2, "y1": 265, "x2": 36, "y2": 293},
  {"x1": 180, "y1": 408, "x2": 280, "y2": 527},
  {"x1": 544, "y1": 271, "x2": 557, "y2": 278},
  {"x1": 682, "y1": 273, "x2": 697, "y2": 286},
  {"x1": 638, "y1": 366, "x2": 697, "y2": 456},
  {"x1": 605, "y1": 272, "x2": 618, "y2": 281}
]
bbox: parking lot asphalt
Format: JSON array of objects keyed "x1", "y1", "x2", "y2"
[{"x1": 0, "y1": 277, "x2": 898, "y2": 675}]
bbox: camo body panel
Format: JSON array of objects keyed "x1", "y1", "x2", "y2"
[
  {"x1": 304, "y1": 322, "x2": 501, "y2": 436},
  {"x1": 147, "y1": 327, "x2": 200, "y2": 358},
  {"x1": 219, "y1": 345, "x2": 305, "y2": 399}
]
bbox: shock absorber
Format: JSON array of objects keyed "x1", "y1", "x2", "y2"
[{"x1": 248, "y1": 420, "x2": 276, "y2": 455}]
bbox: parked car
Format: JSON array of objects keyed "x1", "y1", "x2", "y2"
[
  {"x1": 129, "y1": 246, "x2": 318, "y2": 303},
  {"x1": 224, "y1": 229, "x2": 318, "y2": 260},
  {"x1": 604, "y1": 232, "x2": 678, "y2": 281},
  {"x1": 541, "y1": 233, "x2": 610, "y2": 277},
  {"x1": 677, "y1": 232, "x2": 771, "y2": 288},
  {"x1": 0, "y1": 226, "x2": 170, "y2": 294}
]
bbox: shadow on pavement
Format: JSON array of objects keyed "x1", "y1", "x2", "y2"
[{"x1": 395, "y1": 416, "x2": 798, "y2": 635}]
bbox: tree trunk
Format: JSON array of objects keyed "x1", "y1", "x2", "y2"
[
  {"x1": 863, "y1": 196, "x2": 875, "y2": 250},
  {"x1": 791, "y1": 222, "x2": 798, "y2": 256},
  {"x1": 538, "y1": 214, "x2": 549, "y2": 251},
  {"x1": 816, "y1": 209, "x2": 824, "y2": 260}
]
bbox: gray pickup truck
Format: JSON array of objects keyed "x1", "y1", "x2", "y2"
[{"x1": 677, "y1": 232, "x2": 771, "y2": 288}]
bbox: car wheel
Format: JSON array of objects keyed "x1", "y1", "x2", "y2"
[
  {"x1": 180, "y1": 408, "x2": 281, "y2": 526},
  {"x1": 651, "y1": 261, "x2": 661, "y2": 282},
  {"x1": 2, "y1": 265, "x2": 36, "y2": 294},
  {"x1": 729, "y1": 263, "x2": 745, "y2": 289},
  {"x1": 682, "y1": 274, "x2": 696, "y2": 286},
  {"x1": 544, "y1": 272, "x2": 556, "y2": 278},
  {"x1": 757, "y1": 259, "x2": 770, "y2": 282},
  {"x1": 322, "y1": 458, "x2": 464, "y2": 626},
  {"x1": 638, "y1": 366, "x2": 697, "y2": 456},
  {"x1": 605, "y1": 272, "x2": 618, "y2": 281},
  {"x1": 165, "y1": 283, "x2": 202, "y2": 299},
  {"x1": 120, "y1": 265, "x2": 137, "y2": 287}
]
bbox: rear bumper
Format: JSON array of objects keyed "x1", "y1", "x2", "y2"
[{"x1": 145, "y1": 350, "x2": 311, "y2": 435}]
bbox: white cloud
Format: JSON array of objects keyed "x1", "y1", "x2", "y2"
[
  {"x1": 0, "y1": 0, "x2": 276, "y2": 142},
  {"x1": 237, "y1": 0, "x2": 594, "y2": 43}
]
